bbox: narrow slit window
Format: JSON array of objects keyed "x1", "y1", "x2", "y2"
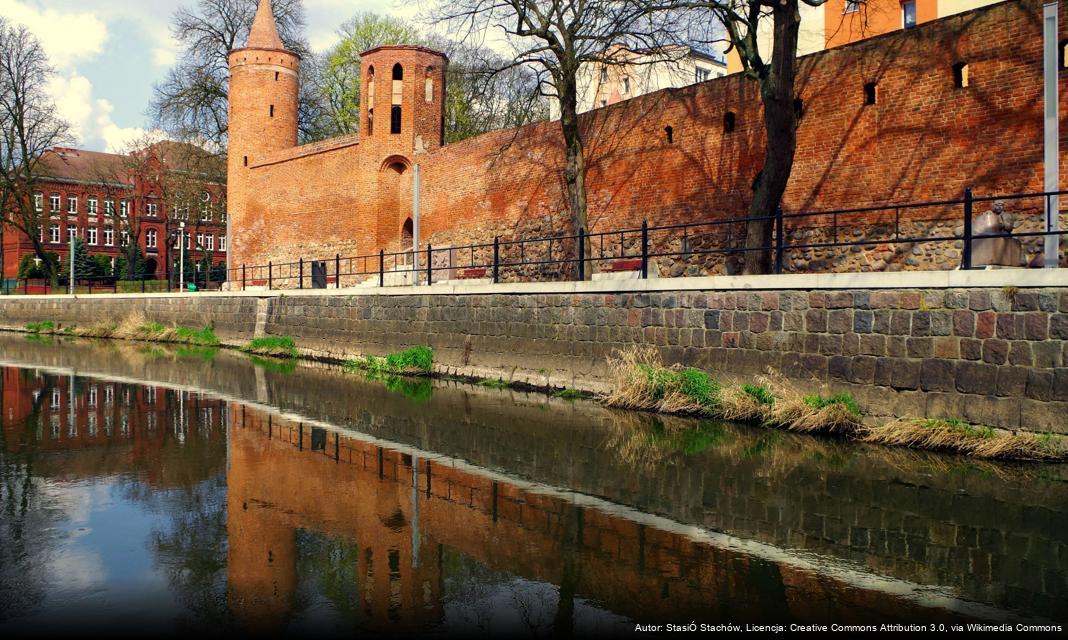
[
  {"x1": 724, "y1": 111, "x2": 736, "y2": 133},
  {"x1": 1060, "y1": 40, "x2": 1067, "y2": 70},
  {"x1": 864, "y1": 82, "x2": 877, "y2": 105},
  {"x1": 269, "y1": 104, "x2": 274, "y2": 117},
  {"x1": 391, "y1": 105, "x2": 402, "y2": 134},
  {"x1": 953, "y1": 62, "x2": 969, "y2": 88},
  {"x1": 275, "y1": 71, "x2": 279, "y2": 81},
  {"x1": 665, "y1": 126, "x2": 674, "y2": 144},
  {"x1": 243, "y1": 156, "x2": 248, "y2": 167},
  {"x1": 367, "y1": 66, "x2": 376, "y2": 135}
]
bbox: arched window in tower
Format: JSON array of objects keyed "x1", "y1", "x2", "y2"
[
  {"x1": 391, "y1": 63, "x2": 404, "y2": 134},
  {"x1": 367, "y1": 66, "x2": 376, "y2": 135}
]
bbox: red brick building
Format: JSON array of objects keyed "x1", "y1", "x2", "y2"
[
  {"x1": 229, "y1": 0, "x2": 1067, "y2": 278},
  {"x1": 2, "y1": 142, "x2": 227, "y2": 284}
]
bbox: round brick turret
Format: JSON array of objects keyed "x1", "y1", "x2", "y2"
[
  {"x1": 227, "y1": 0, "x2": 300, "y2": 272},
  {"x1": 360, "y1": 45, "x2": 448, "y2": 155}
]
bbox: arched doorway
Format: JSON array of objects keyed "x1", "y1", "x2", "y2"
[
  {"x1": 401, "y1": 217, "x2": 414, "y2": 255},
  {"x1": 377, "y1": 155, "x2": 412, "y2": 261},
  {"x1": 143, "y1": 258, "x2": 158, "y2": 279}
]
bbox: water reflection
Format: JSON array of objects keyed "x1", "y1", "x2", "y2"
[{"x1": 0, "y1": 336, "x2": 1065, "y2": 635}]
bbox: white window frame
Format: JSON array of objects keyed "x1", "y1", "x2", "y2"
[
  {"x1": 104, "y1": 227, "x2": 114, "y2": 247},
  {"x1": 902, "y1": 0, "x2": 917, "y2": 28},
  {"x1": 66, "y1": 226, "x2": 77, "y2": 243},
  {"x1": 104, "y1": 199, "x2": 115, "y2": 216},
  {"x1": 120, "y1": 200, "x2": 129, "y2": 218},
  {"x1": 33, "y1": 192, "x2": 43, "y2": 212},
  {"x1": 49, "y1": 193, "x2": 60, "y2": 213},
  {"x1": 120, "y1": 230, "x2": 130, "y2": 246},
  {"x1": 67, "y1": 195, "x2": 77, "y2": 214},
  {"x1": 146, "y1": 202, "x2": 158, "y2": 217},
  {"x1": 49, "y1": 224, "x2": 60, "y2": 244},
  {"x1": 147, "y1": 229, "x2": 157, "y2": 249},
  {"x1": 206, "y1": 234, "x2": 214, "y2": 251},
  {"x1": 844, "y1": 0, "x2": 862, "y2": 13},
  {"x1": 87, "y1": 196, "x2": 98, "y2": 215},
  {"x1": 87, "y1": 227, "x2": 98, "y2": 246},
  {"x1": 219, "y1": 235, "x2": 227, "y2": 252}
]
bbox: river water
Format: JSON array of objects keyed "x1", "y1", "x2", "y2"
[{"x1": 0, "y1": 334, "x2": 1064, "y2": 636}]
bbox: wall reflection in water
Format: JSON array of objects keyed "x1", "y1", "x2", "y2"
[{"x1": 0, "y1": 343, "x2": 1065, "y2": 636}]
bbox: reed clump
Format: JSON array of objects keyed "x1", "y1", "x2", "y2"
[
  {"x1": 343, "y1": 345, "x2": 433, "y2": 376},
  {"x1": 243, "y1": 335, "x2": 298, "y2": 357},
  {"x1": 601, "y1": 346, "x2": 1064, "y2": 461},
  {"x1": 602, "y1": 347, "x2": 720, "y2": 416},
  {"x1": 863, "y1": 418, "x2": 1061, "y2": 461}
]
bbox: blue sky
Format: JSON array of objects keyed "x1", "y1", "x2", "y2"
[{"x1": 0, "y1": 0, "x2": 406, "y2": 152}]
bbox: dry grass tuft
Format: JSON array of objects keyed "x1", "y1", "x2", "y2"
[
  {"x1": 719, "y1": 383, "x2": 775, "y2": 423},
  {"x1": 863, "y1": 419, "x2": 1063, "y2": 461},
  {"x1": 766, "y1": 385, "x2": 863, "y2": 435},
  {"x1": 602, "y1": 347, "x2": 720, "y2": 416}
]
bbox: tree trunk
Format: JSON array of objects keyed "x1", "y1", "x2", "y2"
[
  {"x1": 557, "y1": 76, "x2": 592, "y2": 281},
  {"x1": 743, "y1": 0, "x2": 802, "y2": 276}
]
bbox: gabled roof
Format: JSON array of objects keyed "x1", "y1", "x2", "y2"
[{"x1": 34, "y1": 148, "x2": 128, "y2": 186}]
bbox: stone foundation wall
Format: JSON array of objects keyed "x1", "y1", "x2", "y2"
[{"x1": 1, "y1": 279, "x2": 1065, "y2": 432}]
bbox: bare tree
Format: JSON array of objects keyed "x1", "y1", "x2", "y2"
[
  {"x1": 0, "y1": 18, "x2": 72, "y2": 284},
  {"x1": 151, "y1": 0, "x2": 311, "y2": 148},
  {"x1": 430, "y1": 0, "x2": 686, "y2": 277}
]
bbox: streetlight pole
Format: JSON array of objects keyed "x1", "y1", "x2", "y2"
[{"x1": 179, "y1": 221, "x2": 186, "y2": 291}]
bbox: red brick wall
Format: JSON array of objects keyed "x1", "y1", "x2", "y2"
[{"x1": 230, "y1": 0, "x2": 1067, "y2": 275}]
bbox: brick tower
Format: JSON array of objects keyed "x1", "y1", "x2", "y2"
[
  {"x1": 227, "y1": 0, "x2": 299, "y2": 272},
  {"x1": 359, "y1": 45, "x2": 448, "y2": 157}
]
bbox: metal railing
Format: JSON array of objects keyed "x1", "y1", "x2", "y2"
[
  {"x1": 4, "y1": 189, "x2": 1064, "y2": 296},
  {"x1": 228, "y1": 189, "x2": 1065, "y2": 292}
]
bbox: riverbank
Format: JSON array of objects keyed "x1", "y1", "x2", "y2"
[{"x1": 4, "y1": 321, "x2": 1065, "y2": 462}]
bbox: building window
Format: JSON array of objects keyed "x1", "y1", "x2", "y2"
[
  {"x1": 953, "y1": 62, "x2": 970, "y2": 88},
  {"x1": 724, "y1": 111, "x2": 736, "y2": 133},
  {"x1": 367, "y1": 66, "x2": 376, "y2": 135},
  {"x1": 185, "y1": 234, "x2": 191, "y2": 250},
  {"x1": 864, "y1": 82, "x2": 877, "y2": 105},
  {"x1": 66, "y1": 226, "x2": 77, "y2": 243},
  {"x1": 67, "y1": 196, "x2": 77, "y2": 214},
  {"x1": 695, "y1": 67, "x2": 711, "y2": 83},
  {"x1": 49, "y1": 193, "x2": 60, "y2": 213},
  {"x1": 600, "y1": 67, "x2": 608, "y2": 83},
  {"x1": 104, "y1": 227, "x2": 114, "y2": 246},
  {"x1": 104, "y1": 199, "x2": 115, "y2": 216},
  {"x1": 196, "y1": 233, "x2": 204, "y2": 249},
  {"x1": 120, "y1": 231, "x2": 130, "y2": 246},
  {"x1": 902, "y1": 1, "x2": 916, "y2": 28},
  {"x1": 87, "y1": 196, "x2": 98, "y2": 215},
  {"x1": 622, "y1": 77, "x2": 630, "y2": 94},
  {"x1": 146, "y1": 202, "x2": 157, "y2": 217},
  {"x1": 49, "y1": 224, "x2": 60, "y2": 244},
  {"x1": 120, "y1": 201, "x2": 129, "y2": 218},
  {"x1": 391, "y1": 63, "x2": 403, "y2": 135},
  {"x1": 147, "y1": 229, "x2": 157, "y2": 249},
  {"x1": 844, "y1": 0, "x2": 862, "y2": 13},
  {"x1": 219, "y1": 235, "x2": 227, "y2": 252},
  {"x1": 206, "y1": 234, "x2": 214, "y2": 251},
  {"x1": 87, "y1": 227, "x2": 98, "y2": 245},
  {"x1": 34, "y1": 192, "x2": 43, "y2": 212},
  {"x1": 1062, "y1": 40, "x2": 1067, "y2": 70}
]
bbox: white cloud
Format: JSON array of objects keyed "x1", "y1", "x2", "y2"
[
  {"x1": 94, "y1": 98, "x2": 158, "y2": 152},
  {"x1": 0, "y1": 0, "x2": 108, "y2": 69}
]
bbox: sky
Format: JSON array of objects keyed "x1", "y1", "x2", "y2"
[{"x1": 0, "y1": 0, "x2": 412, "y2": 153}]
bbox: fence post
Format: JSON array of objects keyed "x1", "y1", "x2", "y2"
[
  {"x1": 268, "y1": 261, "x2": 273, "y2": 290},
  {"x1": 578, "y1": 227, "x2": 586, "y2": 281},
  {"x1": 493, "y1": 236, "x2": 500, "y2": 284},
  {"x1": 379, "y1": 249, "x2": 385, "y2": 288},
  {"x1": 962, "y1": 187, "x2": 973, "y2": 270},
  {"x1": 141, "y1": 277, "x2": 146, "y2": 294},
  {"x1": 426, "y1": 244, "x2": 433, "y2": 286},
  {"x1": 335, "y1": 253, "x2": 341, "y2": 289},
  {"x1": 242, "y1": 265, "x2": 246, "y2": 291},
  {"x1": 774, "y1": 206, "x2": 785, "y2": 275},
  {"x1": 641, "y1": 220, "x2": 649, "y2": 280}
]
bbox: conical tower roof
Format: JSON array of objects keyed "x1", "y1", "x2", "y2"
[{"x1": 246, "y1": 0, "x2": 284, "y2": 49}]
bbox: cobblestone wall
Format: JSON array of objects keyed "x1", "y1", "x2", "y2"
[{"x1": 1, "y1": 284, "x2": 1066, "y2": 432}]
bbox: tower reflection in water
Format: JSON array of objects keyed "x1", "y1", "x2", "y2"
[{"x1": 2, "y1": 362, "x2": 1064, "y2": 635}]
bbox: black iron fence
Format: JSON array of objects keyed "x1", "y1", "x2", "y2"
[
  {"x1": 1, "y1": 271, "x2": 226, "y2": 296},
  {"x1": 4, "y1": 189, "x2": 1065, "y2": 296},
  {"x1": 230, "y1": 189, "x2": 1066, "y2": 292}
]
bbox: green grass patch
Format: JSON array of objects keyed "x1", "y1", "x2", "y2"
[
  {"x1": 803, "y1": 392, "x2": 861, "y2": 417},
  {"x1": 919, "y1": 418, "x2": 995, "y2": 440},
  {"x1": 741, "y1": 383, "x2": 776, "y2": 406},
  {"x1": 343, "y1": 346, "x2": 433, "y2": 376},
  {"x1": 243, "y1": 335, "x2": 298, "y2": 358},
  {"x1": 175, "y1": 346, "x2": 219, "y2": 362},
  {"x1": 142, "y1": 322, "x2": 166, "y2": 334},
  {"x1": 382, "y1": 376, "x2": 433, "y2": 403},
  {"x1": 479, "y1": 379, "x2": 510, "y2": 389},
  {"x1": 25, "y1": 321, "x2": 55, "y2": 334},
  {"x1": 553, "y1": 388, "x2": 584, "y2": 400},
  {"x1": 173, "y1": 326, "x2": 219, "y2": 346}
]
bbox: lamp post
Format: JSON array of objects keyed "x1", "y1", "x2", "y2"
[{"x1": 179, "y1": 221, "x2": 186, "y2": 291}]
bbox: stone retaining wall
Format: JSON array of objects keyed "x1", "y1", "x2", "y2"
[{"x1": 1, "y1": 281, "x2": 1066, "y2": 432}]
